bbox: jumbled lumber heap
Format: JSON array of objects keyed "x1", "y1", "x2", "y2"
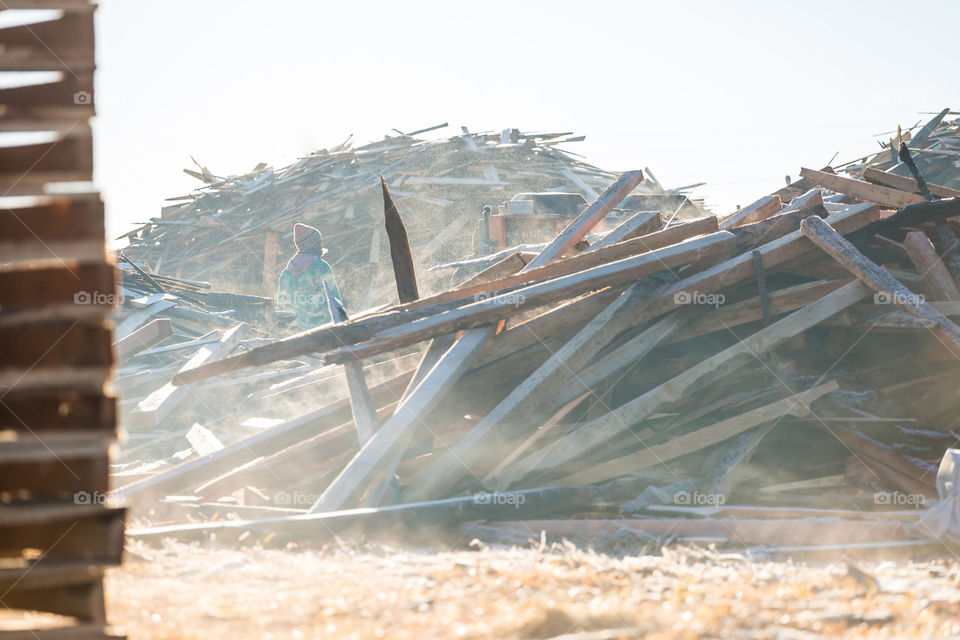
[
  {"x1": 119, "y1": 124, "x2": 705, "y2": 304},
  {"x1": 122, "y1": 111, "x2": 960, "y2": 553}
]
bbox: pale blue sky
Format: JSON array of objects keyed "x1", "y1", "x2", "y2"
[{"x1": 91, "y1": 0, "x2": 959, "y2": 241}]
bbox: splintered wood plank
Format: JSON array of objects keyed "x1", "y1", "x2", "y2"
[
  {"x1": 554, "y1": 381, "x2": 837, "y2": 487},
  {"x1": 718, "y1": 195, "x2": 783, "y2": 229},
  {"x1": 513, "y1": 280, "x2": 870, "y2": 482},
  {"x1": 130, "y1": 323, "x2": 250, "y2": 428},
  {"x1": 800, "y1": 167, "x2": 924, "y2": 209},
  {"x1": 902, "y1": 231, "x2": 960, "y2": 301},
  {"x1": 861, "y1": 167, "x2": 960, "y2": 199},
  {"x1": 112, "y1": 318, "x2": 173, "y2": 360},
  {"x1": 801, "y1": 215, "x2": 960, "y2": 357}
]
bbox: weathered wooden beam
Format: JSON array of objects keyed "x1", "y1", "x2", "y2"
[
  {"x1": 128, "y1": 322, "x2": 250, "y2": 428},
  {"x1": 589, "y1": 211, "x2": 661, "y2": 249},
  {"x1": 324, "y1": 282, "x2": 379, "y2": 444},
  {"x1": 801, "y1": 215, "x2": 960, "y2": 357},
  {"x1": 380, "y1": 174, "x2": 419, "y2": 303},
  {"x1": 800, "y1": 167, "x2": 924, "y2": 209},
  {"x1": 718, "y1": 194, "x2": 783, "y2": 229},
  {"x1": 112, "y1": 318, "x2": 172, "y2": 360},
  {"x1": 902, "y1": 231, "x2": 960, "y2": 301},
  {"x1": 862, "y1": 167, "x2": 960, "y2": 199}
]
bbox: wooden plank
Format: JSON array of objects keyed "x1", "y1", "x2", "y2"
[
  {"x1": 800, "y1": 167, "x2": 924, "y2": 209},
  {"x1": 554, "y1": 381, "x2": 837, "y2": 487},
  {"x1": 525, "y1": 170, "x2": 643, "y2": 269},
  {"x1": 112, "y1": 300, "x2": 175, "y2": 341},
  {"x1": 324, "y1": 283, "x2": 378, "y2": 444},
  {"x1": 800, "y1": 215, "x2": 960, "y2": 357},
  {"x1": 512, "y1": 280, "x2": 871, "y2": 481},
  {"x1": 112, "y1": 318, "x2": 173, "y2": 360},
  {"x1": 780, "y1": 188, "x2": 823, "y2": 214},
  {"x1": 861, "y1": 167, "x2": 960, "y2": 199},
  {"x1": 129, "y1": 323, "x2": 250, "y2": 428},
  {"x1": 589, "y1": 211, "x2": 661, "y2": 250},
  {"x1": 902, "y1": 231, "x2": 960, "y2": 301},
  {"x1": 718, "y1": 194, "x2": 782, "y2": 229},
  {"x1": 380, "y1": 175, "x2": 419, "y2": 303}
]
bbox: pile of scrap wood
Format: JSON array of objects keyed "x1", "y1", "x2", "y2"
[
  {"x1": 120, "y1": 111, "x2": 960, "y2": 555},
  {"x1": 119, "y1": 124, "x2": 705, "y2": 305}
]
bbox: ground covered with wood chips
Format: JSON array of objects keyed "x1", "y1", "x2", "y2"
[{"x1": 104, "y1": 540, "x2": 960, "y2": 639}]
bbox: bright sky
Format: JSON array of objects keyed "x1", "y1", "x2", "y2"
[{"x1": 92, "y1": 0, "x2": 959, "y2": 243}]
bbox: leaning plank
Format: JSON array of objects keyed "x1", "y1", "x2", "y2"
[
  {"x1": 112, "y1": 318, "x2": 172, "y2": 360},
  {"x1": 800, "y1": 167, "x2": 924, "y2": 209},
  {"x1": 112, "y1": 300, "x2": 175, "y2": 341},
  {"x1": 801, "y1": 215, "x2": 960, "y2": 357},
  {"x1": 510, "y1": 280, "x2": 871, "y2": 482},
  {"x1": 902, "y1": 231, "x2": 960, "y2": 301},
  {"x1": 780, "y1": 188, "x2": 823, "y2": 214},
  {"x1": 553, "y1": 381, "x2": 837, "y2": 487},
  {"x1": 667, "y1": 279, "x2": 849, "y2": 344},
  {"x1": 861, "y1": 167, "x2": 960, "y2": 199},
  {"x1": 129, "y1": 322, "x2": 251, "y2": 428},
  {"x1": 718, "y1": 194, "x2": 782, "y2": 229},
  {"x1": 588, "y1": 211, "x2": 661, "y2": 250},
  {"x1": 310, "y1": 170, "x2": 645, "y2": 511},
  {"x1": 325, "y1": 283, "x2": 378, "y2": 444}
]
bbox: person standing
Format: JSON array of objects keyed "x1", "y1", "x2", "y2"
[{"x1": 276, "y1": 223, "x2": 342, "y2": 329}]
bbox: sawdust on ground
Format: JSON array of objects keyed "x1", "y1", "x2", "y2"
[{"x1": 101, "y1": 540, "x2": 960, "y2": 639}]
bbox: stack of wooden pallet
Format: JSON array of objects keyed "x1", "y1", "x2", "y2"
[
  {"x1": 116, "y1": 116, "x2": 960, "y2": 554},
  {"x1": 120, "y1": 125, "x2": 706, "y2": 305},
  {"x1": 0, "y1": 2, "x2": 125, "y2": 637}
]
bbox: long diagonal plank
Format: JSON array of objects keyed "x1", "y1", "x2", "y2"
[{"x1": 308, "y1": 170, "x2": 645, "y2": 511}]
